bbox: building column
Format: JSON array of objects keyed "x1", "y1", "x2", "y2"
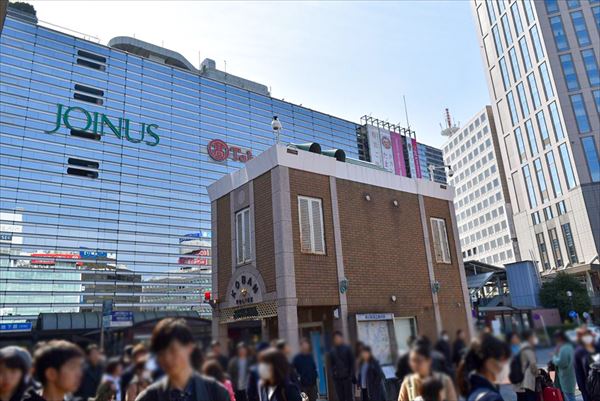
[
  {"x1": 329, "y1": 176, "x2": 349, "y2": 339},
  {"x1": 271, "y1": 166, "x2": 300, "y2": 354},
  {"x1": 210, "y1": 200, "x2": 229, "y2": 348}
]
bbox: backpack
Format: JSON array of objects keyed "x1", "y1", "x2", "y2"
[
  {"x1": 509, "y1": 351, "x2": 525, "y2": 384},
  {"x1": 587, "y1": 360, "x2": 600, "y2": 400}
]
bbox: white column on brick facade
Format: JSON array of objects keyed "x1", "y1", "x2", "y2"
[
  {"x1": 418, "y1": 194, "x2": 443, "y2": 334},
  {"x1": 329, "y1": 176, "x2": 350, "y2": 339},
  {"x1": 211, "y1": 201, "x2": 229, "y2": 348},
  {"x1": 271, "y1": 166, "x2": 300, "y2": 354}
]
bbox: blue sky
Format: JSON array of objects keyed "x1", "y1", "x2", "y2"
[{"x1": 29, "y1": 0, "x2": 490, "y2": 148}]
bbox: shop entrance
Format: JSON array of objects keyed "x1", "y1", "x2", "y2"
[
  {"x1": 299, "y1": 322, "x2": 328, "y2": 399},
  {"x1": 227, "y1": 320, "x2": 262, "y2": 351}
]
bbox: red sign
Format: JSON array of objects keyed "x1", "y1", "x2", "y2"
[
  {"x1": 30, "y1": 253, "x2": 83, "y2": 266},
  {"x1": 178, "y1": 256, "x2": 210, "y2": 266},
  {"x1": 207, "y1": 139, "x2": 253, "y2": 163}
]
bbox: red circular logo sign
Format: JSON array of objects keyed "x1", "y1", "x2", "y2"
[{"x1": 207, "y1": 139, "x2": 230, "y2": 162}]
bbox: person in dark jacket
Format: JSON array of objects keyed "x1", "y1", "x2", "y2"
[
  {"x1": 135, "y1": 318, "x2": 230, "y2": 401},
  {"x1": 228, "y1": 342, "x2": 251, "y2": 401},
  {"x1": 211, "y1": 341, "x2": 230, "y2": 372},
  {"x1": 247, "y1": 342, "x2": 270, "y2": 401},
  {"x1": 451, "y1": 330, "x2": 466, "y2": 367},
  {"x1": 456, "y1": 333, "x2": 511, "y2": 401},
  {"x1": 0, "y1": 346, "x2": 32, "y2": 401},
  {"x1": 574, "y1": 329, "x2": 595, "y2": 401},
  {"x1": 434, "y1": 331, "x2": 451, "y2": 367},
  {"x1": 292, "y1": 339, "x2": 318, "y2": 401},
  {"x1": 120, "y1": 344, "x2": 147, "y2": 401},
  {"x1": 75, "y1": 344, "x2": 104, "y2": 401},
  {"x1": 257, "y1": 348, "x2": 301, "y2": 401},
  {"x1": 357, "y1": 346, "x2": 385, "y2": 401},
  {"x1": 328, "y1": 331, "x2": 355, "y2": 401}
]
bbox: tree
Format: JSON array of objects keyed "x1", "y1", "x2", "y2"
[
  {"x1": 8, "y1": 2, "x2": 36, "y2": 17},
  {"x1": 539, "y1": 273, "x2": 591, "y2": 320}
]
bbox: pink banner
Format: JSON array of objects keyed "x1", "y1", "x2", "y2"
[
  {"x1": 390, "y1": 132, "x2": 406, "y2": 176},
  {"x1": 411, "y1": 138, "x2": 422, "y2": 178}
]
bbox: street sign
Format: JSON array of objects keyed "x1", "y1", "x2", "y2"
[
  {"x1": 109, "y1": 311, "x2": 133, "y2": 328},
  {"x1": 0, "y1": 322, "x2": 32, "y2": 332}
]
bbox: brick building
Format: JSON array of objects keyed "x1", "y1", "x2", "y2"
[{"x1": 208, "y1": 144, "x2": 472, "y2": 396}]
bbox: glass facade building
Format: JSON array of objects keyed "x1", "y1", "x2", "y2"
[{"x1": 0, "y1": 9, "x2": 445, "y2": 320}]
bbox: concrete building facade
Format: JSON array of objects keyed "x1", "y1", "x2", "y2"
[
  {"x1": 471, "y1": 0, "x2": 600, "y2": 295},
  {"x1": 442, "y1": 106, "x2": 521, "y2": 266}
]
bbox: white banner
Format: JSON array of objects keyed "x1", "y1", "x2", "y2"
[
  {"x1": 379, "y1": 128, "x2": 395, "y2": 173},
  {"x1": 366, "y1": 125, "x2": 383, "y2": 167}
]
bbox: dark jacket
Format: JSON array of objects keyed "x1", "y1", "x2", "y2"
[
  {"x1": 134, "y1": 372, "x2": 230, "y2": 401},
  {"x1": 328, "y1": 344, "x2": 355, "y2": 381},
  {"x1": 396, "y1": 351, "x2": 411, "y2": 383},
  {"x1": 257, "y1": 379, "x2": 302, "y2": 401},
  {"x1": 247, "y1": 365, "x2": 260, "y2": 401},
  {"x1": 452, "y1": 339, "x2": 466, "y2": 366},
  {"x1": 120, "y1": 364, "x2": 136, "y2": 401},
  {"x1": 292, "y1": 353, "x2": 318, "y2": 387},
  {"x1": 574, "y1": 346, "x2": 592, "y2": 401},
  {"x1": 434, "y1": 339, "x2": 452, "y2": 367},
  {"x1": 357, "y1": 359, "x2": 386, "y2": 401},
  {"x1": 466, "y1": 374, "x2": 503, "y2": 401},
  {"x1": 75, "y1": 362, "x2": 104, "y2": 400},
  {"x1": 227, "y1": 356, "x2": 251, "y2": 392},
  {"x1": 21, "y1": 388, "x2": 46, "y2": 401},
  {"x1": 6, "y1": 381, "x2": 29, "y2": 401}
]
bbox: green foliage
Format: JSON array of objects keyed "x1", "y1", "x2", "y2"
[
  {"x1": 539, "y1": 273, "x2": 591, "y2": 319},
  {"x1": 9, "y1": 2, "x2": 36, "y2": 17}
]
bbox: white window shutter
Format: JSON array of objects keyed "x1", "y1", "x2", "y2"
[
  {"x1": 431, "y1": 218, "x2": 442, "y2": 262},
  {"x1": 311, "y1": 199, "x2": 325, "y2": 254},
  {"x1": 439, "y1": 219, "x2": 451, "y2": 263},
  {"x1": 236, "y1": 211, "x2": 244, "y2": 264},
  {"x1": 243, "y1": 209, "x2": 251, "y2": 261},
  {"x1": 298, "y1": 197, "x2": 312, "y2": 252}
]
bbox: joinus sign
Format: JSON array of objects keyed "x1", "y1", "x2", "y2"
[{"x1": 46, "y1": 104, "x2": 160, "y2": 146}]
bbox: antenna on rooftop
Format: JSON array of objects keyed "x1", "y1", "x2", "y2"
[
  {"x1": 403, "y1": 95, "x2": 410, "y2": 131},
  {"x1": 440, "y1": 108, "x2": 460, "y2": 137}
]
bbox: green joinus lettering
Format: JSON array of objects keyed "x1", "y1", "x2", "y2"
[{"x1": 46, "y1": 103, "x2": 160, "y2": 147}]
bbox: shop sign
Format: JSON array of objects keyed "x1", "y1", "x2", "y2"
[
  {"x1": 227, "y1": 268, "x2": 264, "y2": 308},
  {"x1": 0, "y1": 322, "x2": 32, "y2": 332},
  {"x1": 233, "y1": 306, "x2": 259, "y2": 320},
  {"x1": 79, "y1": 250, "x2": 108, "y2": 259},
  {"x1": 0, "y1": 233, "x2": 12, "y2": 242},
  {"x1": 179, "y1": 231, "x2": 211, "y2": 243},
  {"x1": 356, "y1": 313, "x2": 394, "y2": 322},
  {"x1": 207, "y1": 139, "x2": 253, "y2": 163},
  {"x1": 46, "y1": 104, "x2": 160, "y2": 147},
  {"x1": 178, "y1": 256, "x2": 210, "y2": 266}
]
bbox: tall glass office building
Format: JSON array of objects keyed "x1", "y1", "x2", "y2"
[{"x1": 0, "y1": 6, "x2": 445, "y2": 322}]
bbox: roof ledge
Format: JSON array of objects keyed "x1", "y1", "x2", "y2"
[{"x1": 108, "y1": 36, "x2": 197, "y2": 72}]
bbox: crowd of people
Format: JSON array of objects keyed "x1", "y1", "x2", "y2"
[{"x1": 0, "y1": 319, "x2": 599, "y2": 401}]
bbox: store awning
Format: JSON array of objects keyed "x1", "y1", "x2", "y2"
[{"x1": 467, "y1": 271, "x2": 496, "y2": 290}]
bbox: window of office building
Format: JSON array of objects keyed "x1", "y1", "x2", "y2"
[
  {"x1": 539, "y1": 62, "x2": 554, "y2": 100},
  {"x1": 519, "y1": 37, "x2": 533, "y2": 72},
  {"x1": 570, "y1": 11, "x2": 591, "y2": 47},
  {"x1": 536, "y1": 111, "x2": 551, "y2": 149},
  {"x1": 509, "y1": 47, "x2": 521, "y2": 81},
  {"x1": 544, "y1": 206, "x2": 554, "y2": 221},
  {"x1": 511, "y1": 2, "x2": 524, "y2": 35},
  {"x1": 594, "y1": 90, "x2": 600, "y2": 113},
  {"x1": 560, "y1": 54, "x2": 580, "y2": 91},
  {"x1": 593, "y1": 6, "x2": 600, "y2": 31},
  {"x1": 559, "y1": 143, "x2": 577, "y2": 189},
  {"x1": 431, "y1": 218, "x2": 451, "y2": 264},
  {"x1": 486, "y1": 0, "x2": 497, "y2": 24},
  {"x1": 298, "y1": 196, "x2": 325, "y2": 255},
  {"x1": 525, "y1": 119, "x2": 539, "y2": 156},
  {"x1": 567, "y1": 0, "x2": 580, "y2": 9},
  {"x1": 530, "y1": 25, "x2": 544, "y2": 62},
  {"x1": 524, "y1": 0, "x2": 536, "y2": 24},
  {"x1": 581, "y1": 49, "x2": 600, "y2": 87},
  {"x1": 582, "y1": 136, "x2": 600, "y2": 182},
  {"x1": 561, "y1": 223, "x2": 578, "y2": 264},
  {"x1": 550, "y1": 16, "x2": 569, "y2": 52},
  {"x1": 534, "y1": 158, "x2": 549, "y2": 202},
  {"x1": 500, "y1": 58, "x2": 511, "y2": 90},
  {"x1": 546, "y1": 150, "x2": 563, "y2": 197},
  {"x1": 502, "y1": 15, "x2": 513, "y2": 46},
  {"x1": 493, "y1": 25, "x2": 504, "y2": 56},
  {"x1": 497, "y1": 0, "x2": 506, "y2": 14},
  {"x1": 507, "y1": 91, "x2": 519, "y2": 125},
  {"x1": 570, "y1": 94, "x2": 591, "y2": 133},
  {"x1": 545, "y1": 0, "x2": 559, "y2": 14},
  {"x1": 523, "y1": 165, "x2": 538, "y2": 208},
  {"x1": 536, "y1": 232, "x2": 551, "y2": 271},
  {"x1": 517, "y1": 83, "x2": 530, "y2": 117},
  {"x1": 548, "y1": 102, "x2": 564, "y2": 140},
  {"x1": 557, "y1": 200, "x2": 567, "y2": 215},
  {"x1": 235, "y1": 208, "x2": 252, "y2": 265},
  {"x1": 515, "y1": 127, "x2": 527, "y2": 162},
  {"x1": 549, "y1": 228, "x2": 564, "y2": 268},
  {"x1": 528, "y1": 73, "x2": 542, "y2": 109}
]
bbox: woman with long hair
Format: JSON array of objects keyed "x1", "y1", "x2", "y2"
[
  {"x1": 202, "y1": 359, "x2": 236, "y2": 401},
  {"x1": 398, "y1": 343, "x2": 457, "y2": 401},
  {"x1": 357, "y1": 346, "x2": 386, "y2": 401},
  {"x1": 257, "y1": 348, "x2": 301, "y2": 401},
  {"x1": 456, "y1": 333, "x2": 511, "y2": 401},
  {"x1": 93, "y1": 381, "x2": 116, "y2": 401}
]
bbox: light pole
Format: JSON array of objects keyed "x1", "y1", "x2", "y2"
[
  {"x1": 271, "y1": 116, "x2": 282, "y2": 144},
  {"x1": 427, "y1": 164, "x2": 454, "y2": 183}
]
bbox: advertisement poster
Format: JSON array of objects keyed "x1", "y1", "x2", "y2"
[
  {"x1": 366, "y1": 125, "x2": 383, "y2": 167},
  {"x1": 390, "y1": 132, "x2": 407, "y2": 176},
  {"x1": 411, "y1": 138, "x2": 422, "y2": 178},
  {"x1": 379, "y1": 128, "x2": 395, "y2": 173}
]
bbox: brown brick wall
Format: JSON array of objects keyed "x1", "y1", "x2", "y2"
[
  {"x1": 216, "y1": 195, "x2": 232, "y2": 302},
  {"x1": 253, "y1": 172, "x2": 276, "y2": 293},
  {"x1": 336, "y1": 179, "x2": 439, "y2": 339},
  {"x1": 423, "y1": 196, "x2": 469, "y2": 339},
  {"x1": 288, "y1": 169, "x2": 340, "y2": 306}
]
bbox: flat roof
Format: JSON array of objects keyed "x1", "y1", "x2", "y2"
[{"x1": 208, "y1": 145, "x2": 454, "y2": 202}]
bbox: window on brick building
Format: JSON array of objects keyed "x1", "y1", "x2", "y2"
[
  {"x1": 298, "y1": 196, "x2": 325, "y2": 255},
  {"x1": 235, "y1": 207, "x2": 252, "y2": 264},
  {"x1": 430, "y1": 218, "x2": 451, "y2": 264}
]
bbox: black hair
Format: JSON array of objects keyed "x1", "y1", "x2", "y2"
[
  {"x1": 202, "y1": 359, "x2": 225, "y2": 383},
  {"x1": 86, "y1": 344, "x2": 99, "y2": 355},
  {"x1": 410, "y1": 342, "x2": 432, "y2": 359},
  {"x1": 258, "y1": 348, "x2": 289, "y2": 386},
  {"x1": 275, "y1": 339, "x2": 287, "y2": 351},
  {"x1": 457, "y1": 334, "x2": 511, "y2": 396},
  {"x1": 332, "y1": 331, "x2": 343, "y2": 338},
  {"x1": 421, "y1": 376, "x2": 444, "y2": 401},
  {"x1": 413, "y1": 335, "x2": 432, "y2": 349},
  {"x1": 554, "y1": 330, "x2": 569, "y2": 343},
  {"x1": 522, "y1": 330, "x2": 535, "y2": 341},
  {"x1": 360, "y1": 345, "x2": 374, "y2": 361},
  {"x1": 33, "y1": 340, "x2": 84, "y2": 385},
  {"x1": 150, "y1": 318, "x2": 194, "y2": 353},
  {"x1": 190, "y1": 346, "x2": 204, "y2": 371},
  {"x1": 0, "y1": 350, "x2": 30, "y2": 381},
  {"x1": 105, "y1": 357, "x2": 122, "y2": 375}
]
